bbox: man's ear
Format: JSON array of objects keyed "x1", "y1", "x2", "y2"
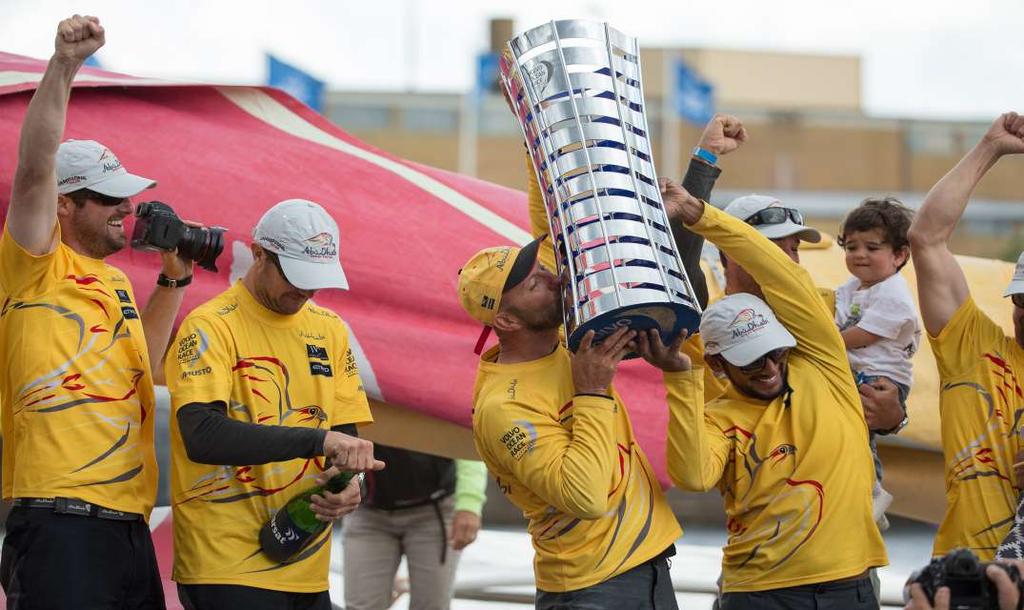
[
  {"x1": 492, "y1": 309, "x2": 521, "y2": 333},
  {"x1": 56, "y1": 194, "x2": 75, "y2": 219},
  {"x1": 704, "y1": 353, "x2": 726, "y2": 377}
]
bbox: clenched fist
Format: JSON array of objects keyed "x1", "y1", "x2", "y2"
[
  {"x1": 54, "y1": 15, "x2": 105, "y2": 63},
  {"x1": 697, "y1": 113, "x2": 748, "y2": 157},
  {"x1": 981, "y1": 111, "x2": 1024, "y2": 157}
]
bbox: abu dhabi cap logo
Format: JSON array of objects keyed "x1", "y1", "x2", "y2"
[
  {"x1": 487, "y1": 247, "x2": 512, "y2": 271},
  {"x1": 728, "y1": 308, "x2": 769, "y2": 339},
  {"x1": 302, "y1": 232, "x2": 337, "y2": 260}
]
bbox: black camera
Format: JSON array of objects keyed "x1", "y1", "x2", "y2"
[
  {"x1": 905, "y1": 548, "x2": 1023, "y2": 609},
  {"x1": 131, "y1": 201, "x2": 225, "y2": 272}
]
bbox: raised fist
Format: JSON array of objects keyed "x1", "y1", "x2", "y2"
[
  {"x1": 697, "y1": 113, "x2": 748, "y2": 157},
  {"x1": 981, "y1": 111, "x2": 1024, "y2": 157},
  {"x1": 54, "y1": 15, "x2": 105, "y2": 63}
]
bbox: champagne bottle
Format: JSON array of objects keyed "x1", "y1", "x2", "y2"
[{"x1": 259, "y1": 471, "x2": 357, "y2": 562}]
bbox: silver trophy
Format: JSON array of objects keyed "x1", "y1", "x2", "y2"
[{"x1": 500, "y1": 19, "x2": 701, "y2": 352}]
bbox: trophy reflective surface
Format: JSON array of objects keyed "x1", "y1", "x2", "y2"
[{"x1": 500, "y1": 19, "x2": 702, "y2": 353}]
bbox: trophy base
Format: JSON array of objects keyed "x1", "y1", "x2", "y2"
[{"x1": 568, "y1": 302, "x2": 701, "y2": 359}]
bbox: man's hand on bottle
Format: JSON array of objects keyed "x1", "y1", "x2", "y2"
[
  {"x1": 310, "y1": 466, "x2": 361, "y2": 522},
  {"x1": 322, "y1": 431, "x2": 386, "y2": 472}
]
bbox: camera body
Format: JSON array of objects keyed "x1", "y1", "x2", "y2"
[
  {"x1": 131, "y1": 201, "x2": 225, "y2": 272},
  {"x1": 906, "y1": 548, "x2": 1022, "y2": 610}
]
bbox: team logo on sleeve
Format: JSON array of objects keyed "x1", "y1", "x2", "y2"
[
  {"x1": 343, "y1": 349, "x2": 358, "y2": 378},
  {"x1": 177, "y1": 329, "x2": 210, "y2": 369},
  {"x1": 500, "y1": 420, "x2": 537, "y2": 461}
]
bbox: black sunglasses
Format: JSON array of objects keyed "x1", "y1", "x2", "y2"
[
  {"x1": 744, "y1": 207, "x2": 804, "y2": 227},
  {"x1": 68, "y1": 189, "x2": 127, "y2": 207},
  {"x1": 736, "y1": 347, "x2": 791, "y2": 374},
  {"x1": 1012, "y1": 294, "x2": 1024, "y2": 309}
]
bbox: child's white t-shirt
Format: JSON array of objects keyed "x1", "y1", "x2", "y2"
[{"x1": 835, "y1": 272, "x2": 921, "y2": 388}]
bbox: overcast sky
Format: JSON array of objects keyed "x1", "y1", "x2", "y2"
[{"x1": 2, "y1": 0, "x2": 1022, "y2": 121}]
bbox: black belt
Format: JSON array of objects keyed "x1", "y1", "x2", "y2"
[{"x1": 12, "y1": 497, "x2": 143, "y2": 521}]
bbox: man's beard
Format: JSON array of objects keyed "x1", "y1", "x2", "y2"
[
  {"x1": 514, "y1": 299, "x2": 563, "y2": 332},
  {"x1": 72, "y1": 213, "x2": 125, "y2": 259}
]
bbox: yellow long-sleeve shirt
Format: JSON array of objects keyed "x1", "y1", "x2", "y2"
[
  {"x1": 472, "y1": 345, "x2": 681, "y2": 592},
  {"x1": 666, "y1": 204, "x2": 888, "y2": 592}
]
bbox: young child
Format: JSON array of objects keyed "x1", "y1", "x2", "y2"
[{"x1": 835, "y1": 197, "x2": 921, "y2": 531}]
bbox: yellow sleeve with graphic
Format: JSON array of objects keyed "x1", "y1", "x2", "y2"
[
  {"x1": 165, "y1": 314, "x2": 236, "y2": 409},
  {"x1": 0, "y1": 226, "x2": 59, "y2": 297},
  {"x1": 333, "y1": 326, "x2": 372, "y2": 427},
  {"x1": 683, "y1": 332, "x2": 727, "y2": 402},
  {"x1": 526, "y1": 154, "x2": 557, "y2": 274},
  {"x1": 930, "y1": 297, "x2": 1004, "y2": 379},
  {"x1": 477, "y1": 393, "x2": 617, "y2": 519},
  {"x1": 665, "y1": 369, "x2": 730, "y2": 491},
  {"x1": 690, "y1": 206, "x2": 852, "y2": 390}
]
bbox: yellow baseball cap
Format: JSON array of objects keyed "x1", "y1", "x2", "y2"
[{"x1": 458, "y1": 235, "x2": 546, "y2": 351}]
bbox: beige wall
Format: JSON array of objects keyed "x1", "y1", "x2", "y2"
[{"x1": 642, "y1": 47, "x2": 861, "y2": 112}]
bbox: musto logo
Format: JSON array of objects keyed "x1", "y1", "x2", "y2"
[
  {"x1": 302, "y1": 232, "x2": 337, "y2": 260},
  {"x1": 728, "y1": 308, "x2": 769, "y2": 339}
]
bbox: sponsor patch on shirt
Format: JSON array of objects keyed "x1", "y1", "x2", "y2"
[
  {"x1": 115, "y1": 289, "x2": 132, "y2": 304},
  {"x1": 309, "y1": 362, "x2": 333, "y2": 377},
  {"x1": 121, "y1": 306, "x2": 139, "y2": 320},
  {"x1": 306, "y1": 344, "x2": 328, "y2": 360}
]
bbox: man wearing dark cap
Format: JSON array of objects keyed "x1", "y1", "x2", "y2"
[{"x1": 457, "y1": 234, "x2": 691, "y2": 609}]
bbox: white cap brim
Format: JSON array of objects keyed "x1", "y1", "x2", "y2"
[
  {"x1": 279, "y1": 255, "x2": 349, "y2": 291},
  {"x1": 718, "y1": 325, "x2": 797, "y2": 367},
  {"x1": 757, "y1": 221, "x2": 822, "y2": 243},
  {"x1": 1004, "y1": 279, "x2": 1024, "y2": 297},
  {"x1": 86, "y1": 172, "x2": 157, "y2": 198}
]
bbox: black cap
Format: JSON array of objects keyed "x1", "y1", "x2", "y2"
[{"x1": 502, "y1": 235, "x2": 547, "y2": 293}]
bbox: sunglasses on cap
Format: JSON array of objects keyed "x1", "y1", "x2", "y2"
[
  {"x1": 744, "y1": 207, "x2": 804, "y2": 228},
  {"x1": 736, "y1": 347, "x2": 791, "y2": 374},
  {"x1": 1012, "y1": 294, "x2": 1024, "y2": 309}
]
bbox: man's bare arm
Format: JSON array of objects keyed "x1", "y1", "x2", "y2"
[
  {"x1": 908, "y1": 112, "x2": 1024, "y2": 336},
  {"x1": 8, "y1": 15, "x2": 104, "y2": 255}
]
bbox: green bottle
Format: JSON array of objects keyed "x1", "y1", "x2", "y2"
[{"x1": 259, "y1": 471, "x2": 356, "y2": 562}]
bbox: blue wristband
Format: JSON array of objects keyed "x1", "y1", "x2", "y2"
[{"x1": 692, "y1": 146, "x2": 718, "y2": 166}]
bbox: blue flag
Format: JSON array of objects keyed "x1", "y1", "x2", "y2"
[
  {"x1": 475, "y1": 52, "x2": 500, "y2": 104},
  {"x1": 674, "y1": 60, "x2": 714, "y2": 126},
  {"x1": 267, "y1": 54, "x2": 325, "y2": 112}
]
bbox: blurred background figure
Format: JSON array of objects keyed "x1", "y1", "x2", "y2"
[{"x1": 343, "y1": 445, "x2": 486, "y2": 610}]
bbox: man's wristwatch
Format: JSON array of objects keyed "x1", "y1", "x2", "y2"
[
  {"x1": 157, "y1": 273, "x2": 193, "y2": 288},
  {"x1": 878, "y1": 412, "x2": 909, "y2": 436}
]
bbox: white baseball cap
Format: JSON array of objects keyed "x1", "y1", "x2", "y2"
[
  {"x1": 700, "y1": 293, "x2": 797, "y2": 366},
  {"x1": 1005, "y1": 251, "x2": 1024, "y2": 297},
  {"x1": 56, "y1": 139, "x2": 156, "y2": 197},
  {"x1": 253, "y1": 199, "x2": 349, "y2": 291},
  {"x1": 723, "y1": 194, "x2": 821, "y2": 243}
]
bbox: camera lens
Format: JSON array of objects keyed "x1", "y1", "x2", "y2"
[{"x1": 178, "y1": 225, "x2": 226, "y2": 272}]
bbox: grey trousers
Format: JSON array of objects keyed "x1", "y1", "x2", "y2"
[{"x1": 342, "y1": 496, "x2": 459, "y2": 610}]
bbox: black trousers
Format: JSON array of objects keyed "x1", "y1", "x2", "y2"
[
  {"x1": 177, "y1": 584, "x2": 331, "y2": 610},
  {"x1": 719, "y1": 576, "x2": 878, "y2": 610},
  {"x1": 535, "y1": 546, "x2": 678, "y2": 610},
  {"x1": 0, "y1": 506, "x2": 165, "y2": 610}
]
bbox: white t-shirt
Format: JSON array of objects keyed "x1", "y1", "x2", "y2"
[{"x1": 835, "y1": 273, "x2": 921, "y2": 388}]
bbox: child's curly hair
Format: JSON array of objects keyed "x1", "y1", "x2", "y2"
[{"x1": 838, "y1": 197, "x2": 915, "y2": 270}]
